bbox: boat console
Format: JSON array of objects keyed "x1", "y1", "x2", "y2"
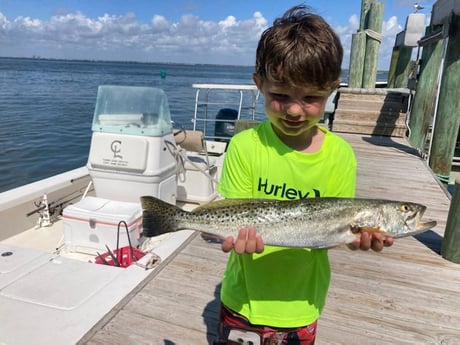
[{"x1": 87, "y1": 85, "x2": 177, "y2": 204}]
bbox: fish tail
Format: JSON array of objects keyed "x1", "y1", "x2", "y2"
[{"x1": 140, "y1": 196, "x2": 184, "y2": 237}]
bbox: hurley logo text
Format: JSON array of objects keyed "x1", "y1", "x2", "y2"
[{"x1": 257, "y1": 178, "x2": 320, "y2": 199}]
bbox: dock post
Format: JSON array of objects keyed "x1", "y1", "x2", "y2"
[
  {"x1": 348, "y1": 32, "x2": 366, "y2": 88},
  {"x1": 348, "y1": 0, "x2": 383, "y2": 88},
  {"x1": 362, "y1": 1, "x2": 384, "y2": 88},
  {"x1": 429, "y1": 14, "x2": 460, "y2": 183},
  {"x1": 359, "y1": 0, "x2": 372, "y2": 30},
  {"x1": 348, "y1": 0, "x2": 371, "y2": 88},
  {"x1": 441, "y1": 178, "x2": 460, "y2": 264},
  {"x1": 387, "y1": 47, "x2": 399, "y2": 88},
  {"x1": 389, "y1": 46, "x2": 413, "y2": 88},
  {"x1": 408, "y1": 26, "x2": 444, "y2": 152}
]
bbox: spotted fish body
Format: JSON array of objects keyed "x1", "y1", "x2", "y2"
[{"x1": 140, "y1": 196, "x2": 436, "y2": 248}]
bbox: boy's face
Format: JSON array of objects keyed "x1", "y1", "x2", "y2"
[{"x1": 253, "y1": 74, "x2": 336, "y2": 138}]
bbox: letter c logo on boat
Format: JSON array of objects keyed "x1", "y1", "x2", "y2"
[{"x1": 110, "y1": 140, "x2": 123, "y2": 159}]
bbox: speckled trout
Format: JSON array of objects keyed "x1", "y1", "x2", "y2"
[{"x1": 140, "y1": 196, "x2": 436, "y2": 248}]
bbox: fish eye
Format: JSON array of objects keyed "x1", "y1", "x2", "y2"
[{"x1": 400, "y1": 203, "x2": 412, "y2": 212}]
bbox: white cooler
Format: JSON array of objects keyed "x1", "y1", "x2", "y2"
[{"x1": 62, "y1": 196, "x2": 142, "y2": 255}]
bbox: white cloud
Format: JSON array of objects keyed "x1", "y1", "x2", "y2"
[
  {"x1": 219, "y1": 15, "x2": 236, "y2": 28},
  {"x1": 151, "y1": 15, "x2": 169, "y2": 31},
  {"x1": 379, "y1": 16, "x2": 404, "y2": 69},
  {"x1": 17, "y1": 16, "x2": 42, "y2": 28},
  {"x1": 384, "y1": 15, "x2": 402, "y2": 33},
  {"x1": 0, "y1": 12, "x2": 8, "y2": 30},
  {"x1": 0, "y1": 10, "x2": 404, "y2": 69},
  {"x1": 253, "y1": 11, "x2": 267, "y2": 27}
]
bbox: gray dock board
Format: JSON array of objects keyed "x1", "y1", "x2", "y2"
[{"x1": 81, "y1": 133, "x2": 460, "y2": 345}]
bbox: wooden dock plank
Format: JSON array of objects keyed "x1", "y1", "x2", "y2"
[{"x1": 81, "y1": 134, "x2": 460, "y2": 345}]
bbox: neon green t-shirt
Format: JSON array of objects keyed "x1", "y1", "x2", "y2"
[{"x1": 218, "y1": 122, "x2": 357, "y2": 328}]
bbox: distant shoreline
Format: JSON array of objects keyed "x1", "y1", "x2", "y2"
[
  {"x1": 0, "y1": 55, "x2": 390, "y2": 74},
  {"x1": 0, "y1": 55, "x2": 255, "y2": 69}
]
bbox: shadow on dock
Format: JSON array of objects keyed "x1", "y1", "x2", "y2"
[
  {"x1": 202, "y1": 283, "x2": 221, "y2": 344},
  {"x1": 361, "y1": 135, "x2": 421, "y2": 157},
  {"x1": 413, "y1": 230, "x2": 443, "y2": 255}
]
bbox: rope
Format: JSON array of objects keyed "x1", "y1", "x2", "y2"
[
  {"x1": 164, "y1": 139, "x2": 187, "y2": 183},
  {"x1": 363, "y1": 29, "x2": 382, "y2": 43},
  {"x1": 164, "y1": 139, "x2": 219, "y2": 185}
]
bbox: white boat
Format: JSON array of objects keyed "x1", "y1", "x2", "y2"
[{"x1": 0, "y1": 83, "x2": 260, "y2": 344}]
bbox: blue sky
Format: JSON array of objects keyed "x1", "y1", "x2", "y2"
[{"x1": 0, "y1": 0, "x2": 434, "y2": 70}]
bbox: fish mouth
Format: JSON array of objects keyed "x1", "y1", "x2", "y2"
[
  {"x1": 405, "y1": 204, "x2": 429, "y2": 229},
  {"x1": 415, "y1": 220, "x2": 437, "y2": 231},
  {"x1": 406, "y1": 211, "x2": 419, "y2": 223}
]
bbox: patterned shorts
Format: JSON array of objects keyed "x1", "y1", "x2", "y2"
[{"x1": 213, "y1": 304, "x2": 317, "y2": 345}]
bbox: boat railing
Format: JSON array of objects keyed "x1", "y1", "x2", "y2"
[{"x1": 191, "y1": 83, "x2": 261, "y2": 141}]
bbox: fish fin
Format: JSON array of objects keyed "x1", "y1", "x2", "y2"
[
  {"x1": 351, "y1": 225, "x2": 388, "y2": 235},
  {"x1": 141, "y1": 196, "x2": 184, "y2": 237},
  {"x1": 200, "y1": 232, "x2": 226, "y2": 244},
  {"x1": 191, "y1": 198, "x2": 273, "y2": 212},
  {"x1": 359, "y1": 226, "x2": 388, "y2": 234},
  {"x1": 346, "y1": 226, "x2": 387, "y2": 246},
  {"x1": 314, "y1": 243, "x2": 341, "y2": 249}
]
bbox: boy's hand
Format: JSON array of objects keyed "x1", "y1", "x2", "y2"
[
  {"x1": 347, "y1": 232, "x2": 394, "y2": 252},
  {"x1": 222, "y1": 227, "x2": 265, "y2": 254}
]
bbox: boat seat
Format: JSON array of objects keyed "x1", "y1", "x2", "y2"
[
  {"x1": 173, "y1": 129, "x2": 218, "y2": 204},
  {"x1": 174, "y1": 129, "x2": 207, "y2": 153}
]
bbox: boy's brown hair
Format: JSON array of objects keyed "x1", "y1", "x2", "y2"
[{"x1": 255, "y1": 4, "x2": 343, "y2": 90}]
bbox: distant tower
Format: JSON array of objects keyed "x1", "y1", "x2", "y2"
[{"x1": 414, "y1": 2, "x2": 424, "y2": 13}]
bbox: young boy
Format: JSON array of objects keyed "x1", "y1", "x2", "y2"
[{"x1": 214, "y1": 5, "x2": 393, "y2": 344}]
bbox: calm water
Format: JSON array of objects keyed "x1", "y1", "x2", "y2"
[
  {"x1": 0, "y1": 57, "x2": 258, "y2": 192},
  {"x1": 0, "y1": 57, "x2": 387, "y2": 192}
]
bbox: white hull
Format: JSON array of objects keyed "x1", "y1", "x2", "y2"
[{"x1": 0, "y1": 166, "x2": 200, "y2": 344}]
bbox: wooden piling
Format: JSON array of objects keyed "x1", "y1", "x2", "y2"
[
  {"x1": 389, "y1": 46, "x2": 413, "y2": 88},
  {"x1": 429, "y1": 14, "x2": 460, "y2": 182},
  {"x1": 362, "y1": 1, "x2": 384, "y2": 88},
  {"x1": 347, "y1": 0, "x2": 384, "y2": 88},
  {"x1": 441, "y1": 178, "x2": 460, "y2": 264},
  {"x1": 359, "y1": 0, "x2": 372, "y2": 30},
  {"x1": 408, "y1": 26, "x2": 444, "y2": 152},
  {"x1": 348, "y1": 32, "x2": 366, "y2": 88},
  {"x1": 387, "y1": 47, "x2": 399, "y2": 88}
]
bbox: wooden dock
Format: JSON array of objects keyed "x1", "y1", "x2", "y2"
[{"x1": 80, "y1": 133, "x2": 460, "y2": 345}]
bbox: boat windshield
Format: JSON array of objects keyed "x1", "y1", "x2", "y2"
[{"x1": 91, "y1": 85, "x2": 172, "y2": 136}]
